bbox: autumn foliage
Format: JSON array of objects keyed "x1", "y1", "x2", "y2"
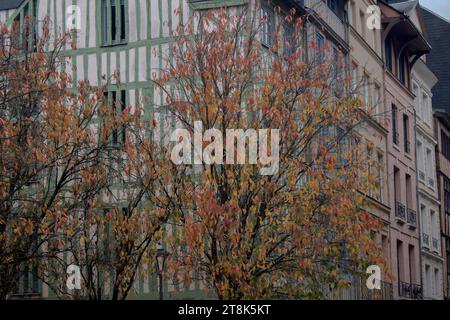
[
  {"x1": 156, "y1": 4, "x2": 384, "y2": 299},
  {"x1": 0, "y1": 18, "x2": 175, "y2": 300},
  {"x1": 1, "y1": 3, "x2": 384, "y2": 301}
]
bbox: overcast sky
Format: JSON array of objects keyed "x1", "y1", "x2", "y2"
[{"x1": 420, "y1": 0, "x2": 450, "y2": 21}]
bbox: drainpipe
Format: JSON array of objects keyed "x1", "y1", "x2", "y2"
[{"x1": 413, "y1": 107, "x2": 425, "y2": 299}]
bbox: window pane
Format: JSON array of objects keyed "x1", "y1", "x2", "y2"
[
  {"x1": 121, "y1": 0, "x2": 126, "y2": 40},
  {"x1": 111, "y1": 0, "x2": 117, "y2": 42},
  {"x1": 102, "y1": 0, "x2": 108, "y2": 44}
]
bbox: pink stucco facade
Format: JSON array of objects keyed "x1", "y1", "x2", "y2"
[{"x1": 385, "y1": 71, "x2": 421, "y2": 299}]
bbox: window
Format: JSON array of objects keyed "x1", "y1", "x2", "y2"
[
  {"x1": 104, "y1": 90, "x2": 127, "y2": 145},
  {"x1": 430, "y1": 210, "x2": 437, "y2": 239},
  {"x1": 422, "y1": 93, "x2": 430, "y2": 124},
  {"x1": 396, "y1": 240, "x2": 404, "y2": 282},
  {"x1": 398, "y1": 52, "x2": 408, "y2": 86},
  {"x1": 328, "y1": 0, "x2": 339, "y2": 14},
  {"x1": 348, "y1": 1, "x2": 354, "y2": 26},
  {"x1": 425, "y1": 264, "x2": 431, "y2": 296},
  {"x1": 413, "y1": 83, "x2": 420, "y2": 117},
  {"x1": 403, "y1": 114, "x2": 410, "y2": 154},
  {"x1": 351, "y1": 63, "x2": 358, "y2": 95},
  {"x1": 316, "y1": 33, "x2": 325, "y2": 64},
  {"x1": 260, "y1": 5, "x2": 275, "y2": 48},
  {"x1": 434, "y1": 268, "x2": 440, "y2": 298},
  {"x1": 426, "y1": 148, "x2": 434, "y2": 187},
  {"x1": 326, "y1": 0, "x2": 345, "y2": 21},
  {"x1": 363, "y1": 73, "x2": 369, "y2": 108},
  {"x1": 382, "y1": 235, "x2": 389, "y2": 260},
  {"x1": 283, "y1": 22, "x2": 295, "y2": 57},
  {"x1": 102, "y1": 208, "x2": 112, "y2": 261},
  {"x1": 333, "y1": 47, "x2": 344, "y2": 95},
  {"x1": 373, "y1": 83, "x2": 381, "y2": 116},
  {"x1": 405, "y1": 174, "x2": 412, "y2": 209},
  {"x1": 11, "y1": 1, "x2": 38, "y2": 52},
  {"x1": 446, "y1": 237, "x2": 450, "y2": 276},
  {"x1": 14, "y1": 263, "x2": 39, "y2": 295},
  {"x1": 376, "y1": 153, "x2": 384, "y2": 202},
  {"x1": 385, "y1": 37, "x2": 393, "y2": 72},
  {"x1": 394, "y1": 166, "x2": 400, "y2": 203},
  {"x1": 442, "y1": 130, "x2": 450, "y2": 161},
  {"x1": 417, "y1": 141, "x2": 425, "y2": 180},
  {"x1": 409, "y1": 245, "x2": 416, "y2": 283},
  {"x1": 337, "y1": 127, "x2": 348, "y2": 167},
  {"x1": 392, "y1": 104, "x2": 398, "y2": 145},
  {"x1": 102, "y1": 0, "x2": 127, "y2": 46},
  {"x1": 421, "y1": 204, "x2": 428, "y2": 236},
  {"x1": 445, "y1": 176, "x2": 450, "y2": 216},
  {"x1": 367, "y1": 146, "x2": 373, "y2": 197},
  {"x1": 399, "y1": 53, "x2": 405, "y2": 84},
  {"x1": 373, "y1": 28, "x2": 379, "y2": 54},
  {"x1": 360, "y1": 10, "x2": 366, "y2": 38}
]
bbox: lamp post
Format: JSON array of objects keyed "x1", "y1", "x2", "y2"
[{"x1": 155, "y1": 243, "x2": 168, "y2": 300}]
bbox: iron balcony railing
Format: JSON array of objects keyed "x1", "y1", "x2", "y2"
[
  {"x1": 399, "y1": 281, "x2": 422, "y2": 300},
  {"x1": 428, "y1": 177, "x2": 435, "y2": 188},
  {"x1": 432, "y1": 238, "x2": 439, "y2": 251},
  {"x1": 422, "y1": 233, "x2": 430, "y2": 247},
  {"x1": 419, "y1": 170, "x2": 425, "y2": 181},
  {"x1": 395, "y1": 202, "x2": 406, "y2": 222},
  {"x1": 407, "y1": 209, "x2": 417, "y2": 228},
  {"x1": 321, "y1": 276, "x2": 393, "y2": 300},
  {"x1": 7, "y1": 292, "x2": 41, "y2": 300},
  {"x1": 356, "y1": 279, "x2": 393, "y2": 301}
]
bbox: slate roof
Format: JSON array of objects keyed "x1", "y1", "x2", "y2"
[
  {"x1": 0, "y1": 0, "x2": 25, "y2": 11},
  {"x1": 389, "y1": 0, "x2": 419, "y2": 16},
  {"x1": 422, "y1": 7, "x2": 450, "y2": 111}
]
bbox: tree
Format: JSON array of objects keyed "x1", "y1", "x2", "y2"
[
  {"x1": 155, "y1": 3, "x2": 384, "y2": 299},
  {"x1": 0, "y1": 18, "x2": 175, "y2": 300}
]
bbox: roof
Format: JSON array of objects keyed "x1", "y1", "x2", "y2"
[
  {"x1": 389, "y1": 0, "x2": 419, "y2": 17},
  {"x1": 0, "y1": 0, "x2": 25, "y2": 11},
  {"x1": 422, "y1": 7, "x2": 450, "y2": 111},
  {"x1": 380, "y1": 1, "x2": 431, "y2": 57},
  {"x1": 384, "y1": 0, "x2": 427, "y2": 36},
  {"x1": 434, "y1": 110, "x2": 450, "y2": 131}
]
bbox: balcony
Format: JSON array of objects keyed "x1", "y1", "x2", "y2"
[
  {"x1": 300, "y1": 0, "x2": 347, "y2": 42},
  {"x1": 432, "y1": 238, "x2": 439, "y2": 251},
  {"x1": 7, "y1": 292, "x2": 41, "y2": 300},
  {"x1": 322, "y1": 276, "x2": 393, "y2": 300},
  {"x1": 399, "y1": 281, "x2": 422, "y2": 300},
  {"x1": 422, "y1": 233, "x2": 430, "y2": 247},
  {"x1": 419, "y1": 170, "x2": 425, "y2": 181},
  {"x1": 407, "y1": 209, "x2": 417, "y2": 229},
  {"x1": 395, "y1": 202, "x2": 406, "y2": 224},
  {"x1": 428, "y1": 177, "x2": 435, "y2": 188},
  {"x1": 359, "y1": 280, "x2": 393, "y2": 300}
]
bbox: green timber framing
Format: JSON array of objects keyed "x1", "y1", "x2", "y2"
[
  {"x1": 2, "y1": 0, "x2": 351, "y2": 300},
  {"x1": 2, "y1": 0, "x2": 226, "y2": 300}
]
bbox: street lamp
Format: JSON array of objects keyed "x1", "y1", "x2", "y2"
[{"x1": 155, "y1": 242, "x2": 168, "y2": 300}]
